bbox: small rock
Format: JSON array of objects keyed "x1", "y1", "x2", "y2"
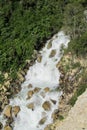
[
  {"x1": 12, "y1": 106, "x2": 20, "y2": 116},
  {"x1": 27, "y1": 103, "x2": 34, "y2": 110},
  {"x1": 27, "y1": 90, "x2": 34, "y2": 99},
  {"x1": 56, "y1": 63, "x2": 59, "y2": 68},
  {"x1": 4, "y1": 73, "x2": 9, "y2": 79},
  {"x1": 4, "y1": 125, "x2": 12, "y2": 130},
  {"x1": 39, "y1": 117, "x2": 47, "y2": 125},
  {"x1": 44, "y1": 87, "x2": 50, "y2": 93},
  {"x1": 51, "y1": 109, "x2": 59, "y2": 121},
  {"x1": 47, "y1": 41, "x2": 52, "y2": 49},
  {"x1": 33, "y1": 87, "x2": 41, "y2": 93},
  {"x1": 17, "y1": 72, "x2": 24, "y2": 83},
  {"x1": 49, "y1": 50, "x2": 56, "y2": 58},
  {"x1": 37, "y1": 55, "x2": 42, "y2": 63},
  {"x1": 28, "y1": 84, "x2": 33, "y2": 88},
  {"x1": 44, "y1": 124, "x2": 52, "y2": 130},
  {"x1": 20, "y1": 70, "x2": 25, "y2": 77},
  {"x1": 6, "y1": 118, "x2": 13, "y2": 126},
  {"x1": 4, "y1": 105, "x2": 12, "y2": 118},
  {"x1": 40, "y1": 92, "x2": 45, "y2": 98},
  {"x1": 50, "y1": 99, "x2": 56, "y2": 104},
  {"x1": 42, "y1": 101, "x2": 51, "y2": 111}
]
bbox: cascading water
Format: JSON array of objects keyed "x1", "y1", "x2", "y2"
[{"x1": 0, "y1": 31, "x2": 70, "y2": 130}]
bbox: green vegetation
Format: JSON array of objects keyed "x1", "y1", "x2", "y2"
[
  {"x1": 0, "y1": 0, "x2": 65, "y2": 81},
  {"x1": 58, "y1": 115, "x2": 64, "y2": 120},
  {"x1": 67, "y1": 31, "x2": 87, "y2": 56},
  {"x1": 0, "y1": 0, "x2": 87, "y2": 82},
  {"x1": 68, "y1": 67, "x2": 87, "y2": 106},
  {"x1": 69, "y1": 84, "x2": 87, "y2": 106}
]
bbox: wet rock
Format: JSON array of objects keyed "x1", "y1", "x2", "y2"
[
  {"x1": 0, "y1": 122, "x2": 3, "y2": 129},
  {"x1": 47, "y1": 41, "x2": 52, "y2": 49},
  {"x1": 50, "y1": 99, "x2": 56, "y2": 104},
  {"x1": 49, "y1": 50, "x2": 56, "y2": 58},
  {"x1": 33, "y1": 87, "x2": 41, "y2": 93},
  {"x1": 27, "y1": 90, "x2": 34, "y2": 99},
  {"x1": 4, "y1": 105, "x2": 12, "y2": 118},
  {"x1": 27, "y1": 103, "x2": 34, "y2": 110},
  {"x1": 40, "y1": 92, "x2": 45, "y2": 98},
  {"x1": 28, "y1": 84, "x2": 33, "y2": 88},
  {"x1": 44, "y1": 87, "x2": 50, "y2": 93},
  {"x1": 4, "y1": 125, "x2": 12, "y2": 130},
  {"x1": 39, "y1": 117, "x2": 47, "y2": 125},
  {"x1": 12, "y1": 106, "x2": 20, "y2": 116},
  {"x1": 42, "y1": 112, "x2": 47, "y2": 116},
  {"x1": 42, "y1": 101, "x2": 51, "y2": 111},
  {"x1": 37, "y1": 55, "x2": 42, "y2": 63}
]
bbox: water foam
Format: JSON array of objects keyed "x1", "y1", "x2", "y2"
[{"x1": 0, "y1": 31, "x2": 70, "y2": 130}]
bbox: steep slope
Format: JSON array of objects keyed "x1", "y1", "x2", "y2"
[{"x1": 56, "y1": 89, "x2": 87, "y2": 130}]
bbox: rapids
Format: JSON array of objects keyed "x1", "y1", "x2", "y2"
[{"x1": 0, "y1": 31, "x2": 70, "y2": 130}]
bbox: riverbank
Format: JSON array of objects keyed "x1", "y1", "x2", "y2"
[
  {"x1": 55, "y1": 88, "x2": 87, "y2": 130},
  {"x1": 46, "y1": 51, "x2": 87, "y2": 130}
]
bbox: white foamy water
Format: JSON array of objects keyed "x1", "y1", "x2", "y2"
[{"x1": 0, "y1": 31, "x2": 70, "y2": 130}]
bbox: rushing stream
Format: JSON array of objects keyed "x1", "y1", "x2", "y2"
[{"x1": 0, "y1": 31, "x2": 70, "y2": 130}]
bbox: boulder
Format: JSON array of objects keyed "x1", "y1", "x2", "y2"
[
  {"x1": 12, "y1": 106, "x2": 20, "y2": 116},
  {"x1": 4, "y1": 125, "x2": 12, "y2": 130},
  {"x1": 44, "y1": 87, "x2": 50, "y2": 93},
  {"x1": 37, "y1": 55, "x2": 42, "y2": 63},
  {"x1": 47, "y1": 41, "x2": 52, "y2": 49},
  {"x1": 33, "y1": 87, "x2": 41, "y2": 93},
  {"x1": 4, "y1": 105, "x2": 12, "y2": 118},
  {"x1": 49, "y1": 50, "x2": 56, "y2": 58},
  {"x1": 27, "y1": 90, "x2": 34, "y2": 99},
  {"x1": 39, "y1": 117, "x2": 47, "y2": 125},
  {"x1": 27, "y1": 103, "x2": 34, "y2": 110},
  {"x1": 42, "y1": 101, "x2": 51, "y2": 111}
]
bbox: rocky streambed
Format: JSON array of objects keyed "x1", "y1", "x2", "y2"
[{"x1": 0, "y1": 31, "x2": 70, "y2": 130}]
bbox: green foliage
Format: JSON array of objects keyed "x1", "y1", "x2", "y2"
[
  {"x1": 63, "y1": 2, "x2": 87, "y2": 38},
  {"x1": 0, "y1": 0, "x2": 64, "y2": 77},
  {"x1": 0, "y1": 74, "x2": 5, "y2": 84},
  {"x1": 58, "y1": 115, "x2": 64, "y2": 120},
  {"x1": 67, "y1": 31, "x2": 87, "y2": 56},
  {"x1": 69, "y1": 68, "x2": 87, "y2": 106},
  {"x1": 0, "y1": 0, "x2": 87, "y2": 82}
]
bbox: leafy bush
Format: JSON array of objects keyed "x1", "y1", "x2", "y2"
[{"x1": 0, "y1": 0, "x2": 64, "y2": 75}]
